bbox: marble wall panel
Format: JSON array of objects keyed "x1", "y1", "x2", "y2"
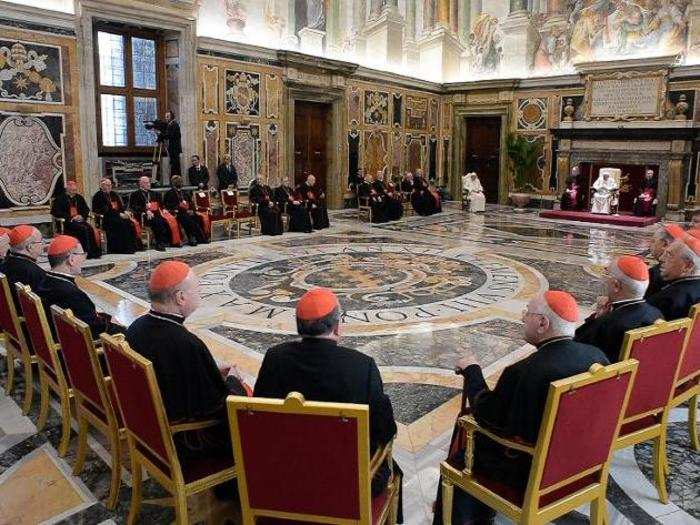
[
  {"x1": 265, "y1": 73, "x2": 281, "y2": 119},
  {"x1": 201, "y1": 64, "x2": 219, "y2": 114},
  {"x1": 203, "y1": 120, "x2": 219, "y2": 172},
  {"x1": 364, "y1": 90, "x2": 389, "y2": 125},
  {"x1": 267, "y1": 123, "x2": 279, "y2": 186},
  {"x1": 225, "y1": 69, "x2": 260, "y2": 116},
  {"x1": 405, "y1": 134, "x2": 426, "y2": 174},
  {"x1": 227, "y1": 122, "x2": 260, "y2": 188},
  {"x1": 364, "y1": 130, "x2": 388, "y2": 177},
  {"x1": 429, "y1": 98, "x2": 439, "y2": 133},
  {"x1": 0, "y1": 39, "x2": 63, "y2": 104},
  {"x1": 391, "y1": 129, "x2": 402, "y2": 178},
  {"x1": 348, "y1": 85, "x2": 361, "y2": 124},
  {"x1": 405, "y1": 96, "x2": 428, "y2": 131}
]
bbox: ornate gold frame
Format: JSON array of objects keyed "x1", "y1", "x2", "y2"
[{"x1": 583, "y1": 69, "x2": 668, "y2": 122}]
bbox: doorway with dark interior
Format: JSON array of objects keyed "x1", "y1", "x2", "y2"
[
  {"x1": 294, "y1": 100, "x2": 330, "y2": 192},
  {"x1": 464, "y1": 116, "x2": 502, "y2": 203}
]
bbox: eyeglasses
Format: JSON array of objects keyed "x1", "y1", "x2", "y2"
[{"x1": 522, "y1": 309, "x2": 545, "y2": 319}]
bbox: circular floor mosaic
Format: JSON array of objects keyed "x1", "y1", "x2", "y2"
[{"x1": 198, "y1": 244, "x2": 536, "y2": 330}]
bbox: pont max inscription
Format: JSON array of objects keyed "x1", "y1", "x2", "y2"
[
  {"x1": 198, "y1": 244, "x2": 523, "y2": 327},
  {"x1": 585, "y1": 71, "x2": 666, "y2": 121}
]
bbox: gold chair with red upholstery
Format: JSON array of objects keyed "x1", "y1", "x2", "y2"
[
  {"x1": 227, "y1": 391, "x2": 401, "y2": 524},
  {"x1": 221, "y1": 189, "x2": 256, "y2": 238},
  {"x1": 193, "y1": 190, "x2": 230, "y2": 239},
  {"x1": 17, "y1": 284, "x2": 73, "y2": 456},
  {"x1": 0, "y1": 272, "x2": 37, "y2": 414},
  {"x1": 51, "y1": 305, "x2": 125, "y2": 510},
  {"x1": 101, "y1": 333, "x2": 237, "y2": 525},
  {"x1": 669, "y1": 304, "x2": 700, "y2": 451},
  {"x1": 441, "y1": 361, "x2": 638, "y2": 525},
  {"x1": 614, "y1": 318, "x2": 691, "y2": 504}
]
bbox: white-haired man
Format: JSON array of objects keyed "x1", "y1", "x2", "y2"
[
  {"x1": 575, "y1": 255, "x2": 663, "y2": 362},
  {"x1": 434, "y1": 291, "x2": 609, "y2": 524},
  {"x1": 0, "y1": 225, "x2": 46, "y2": 307},
  {"x1": 648, "y1": 233, "x2": 700, "y2": 320},
  {"x1": 645, "y1": 224, "x2": 680, "y2": 298}
]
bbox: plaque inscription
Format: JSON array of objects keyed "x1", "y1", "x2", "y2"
[{"x1": 584, "y1": 70, "x2": 667, "y2": 121}]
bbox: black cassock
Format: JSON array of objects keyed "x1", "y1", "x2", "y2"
[
  {"x1": 249, "y1": 182, "x2": 283, "y2": 236},
  {"x1": 299, "y1": 182, "x2": 330, "y2": 230},
  {"x1": 254, "y1": 337, "x2": 401, "y2": 512},
  {"x1": 647, "y1": 276, "x2": 700, "y2": 320},
  {"x1": 128, "y1": 189, "x2": 173, "y2": 247},
  {"x1": 358, "y1": 181, "x2": 387, "y2": 223},
  {"x1": 51, "y1": 193, "x2": 101, "y2": 259},
  {"x1": 644, "y1": 263, "x2": 666, "y2": 299},
  {"x1": 574, "y1": 299, "x2": 664, "y2": 362},
  {"x1": 163, "y1": 187, "x2": 207, "y2": 243},
  {"x1": 433, "y1": 338, "x2": 609, "y2": 524},
  {"x1": 38, "y1": 271, "x2": 125, "y2": 339},
  {"x1": 400, "y1": 179, "x2": 413, "y2": 193},
  {"x1": 0, "y1": 252, "x2": 47, "y2": 308},
  {"x1": 126, "y1": 311, "x2": 245, "y2": 459},
  {"x1": 384, "y1": 183, "x2": 404, "y2": 221},
  {"x1": 91, "y1": 190, "x2": 139, "y2": 254},
  {"x1": 411, "y1": 178, "x2": 439, "y2": 216},
  {"x1": 274, "y1": 184, "x2": 311, "y2": 233}
]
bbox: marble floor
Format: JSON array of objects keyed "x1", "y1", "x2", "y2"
[{"x1": 0, "y1": 204, "x2": 698, "y2": 524}]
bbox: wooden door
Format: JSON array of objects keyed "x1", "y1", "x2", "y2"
[
  {"x1": 464, "y1": 117, "x2": 501, "y2": 203},
  {"x1": 294, "y1": 101, "x2": 330, "y2": 190}
]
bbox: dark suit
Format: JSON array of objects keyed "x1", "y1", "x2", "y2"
[
  {"x1": 163, "y1": 119, "x2": 182, "y2": 176},
  {"x1": 647, "y1": 276, "x2": 700, "y2": 320},
  {"x1": 51, "y1": 193, "x2": 101, "y2": 258},
  {"x1": 128, "y1": 189, "x2": 171, "y2": 247},
  {"x1": 187, "y1": 165, "x2": 209, "y2": 189},
  {"x1": 216, "y1": 163, "x2": 238, "y2": 191},
  {"x1": 575, "y1": 299, "x2": 664, "y2": 362},
  {"x1": 38, "y1": 271, "x2": 124, "y2": 339},
  {"x1": 644, "y1": 263, "x2": 665, "y2": 299},
  {"x1": 435, "y1": 337, "x2": 609, "y2": 524},
  {"x1": 254, "y1": 338, "x2": 399, "y2": 502}
]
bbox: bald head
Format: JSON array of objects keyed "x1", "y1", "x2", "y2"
[
  {"x1": 100, "y1": 178, "x2": 112, "y2": 192},
  {"x1": 522, "y1": 292, "x2": 577, "y2": 345},
  {"x1": 148, "y1": 267, "x2": 201, "y2": 318}
]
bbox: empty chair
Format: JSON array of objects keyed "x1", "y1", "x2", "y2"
[
  {"x1": 227, "y1": 391, "x2": 401, "y2": 524},
  {"x1": 193, "y1": 190, "x2": 230, "y2": 239},
  {"x1": 101, "y1": 333, "x2": 237, "y2": 525},
  {"x1": 51, "y1": 305, "x2": 124, "y2": 509},
  {"x1": 221, "y1": 189, "x2": 255, "y2": 238},
  {"x1": 0, "y1": 272, "x2": 37, "y2": 414},
  {"x1": 614, "y1": 318, "x2": 691, "y2": 503},
  {"x1": 17, "y1": 284, "x2": 72, "y2": 456},
  {"x1": 440, "y1": 361, "x2": 638, "y2": 525}
]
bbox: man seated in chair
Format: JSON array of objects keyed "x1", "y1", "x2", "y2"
[
  {"x1": 633, "y1": 169, "x2": 658, "y2": 217},
  {"x1": 216, "y1": 154, "x2": 238, "y2": 191},
  {"x1": 126, "y1": 261, "x2": 246, "y2": 460},
  {"x1": 91, "y1": 178, "x2": 140, "y2": 255},
  {"x1": 38, "y1": 235, "x2": 125, "y2": 339},
  {"x1": 187, "y1": 154, "x2": 209, "y2": 189},
  {"x1": 462, "y1": 172, "x2": 486, "y2": 213},
  {"x1": 51, "y1": 181, "x2": 102, "y2": 259},
  {"x1": 164, "y1": 175, "x2": 209, "y2": 247},
  {"x1": 0, "y1": 227, "x2": 10, "y2": 266},
  {"x1": 575, "y1": 256, "x2": 663, "y2": 362},
  {"x1": 645, "y1": 224, "x2": 678, "y2": 299},
  {"x1": 434, "y1": 291, "x2": 609, "y2": 524},
  {"x1": 647, "y1": 232, "x2": 700, "y2": 320},
  {"x1": 0, "y1": 225, "x2": 46, "y2": 307},
  {"x1": 274, "y1": 176, "x2": 312, "y2": 233},
  {"x1": 300, "y1": 174, "x2": 330, "y2": 230},
  {"x1": 254, "y1": 288, "x2": 402, "y2": 518},
  {"x1": 129, "y1": 176, "x2": 179, "y2": 251},
  {"x1": 249, "y1": 177, "x2": 283, "y2": 236},
  {"x1": 590, "y1": 170, "x2": 619, "y2": 215},
  {"x1": 358, "y1": 172, "x2": 387, "y2": 223}
]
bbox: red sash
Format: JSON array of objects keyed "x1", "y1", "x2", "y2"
[
  {"x1": 130, "y1": 218, "x2": 142, "y2": 238},
  {"x1": 160, "y1": 209, "x2": 183, "y2": 246},
  {"x1": 196, "y1": 211, "x2": 211, "y2": 237}
]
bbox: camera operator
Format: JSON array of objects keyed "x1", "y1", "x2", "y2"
[{"x1": 162, "y1": 110, "x2": 182, "y2": 177}]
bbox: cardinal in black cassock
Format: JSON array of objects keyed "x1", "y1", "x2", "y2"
[
  {"x1": 575, "y1": 256, "x2": 663, "y2": 362},
  {"x1": 249, "y1": 178, "x2": 283, "y2": 236},
  {"x1": 358, "y1": 175, "x2": 387, "y2": 223},
  {"x1": 0, "y1": 225, "x2": 47, "y2": 308},
  {"x1": 644, "y1": 225, "x2": 677, "y2": 299},
  {"x1": 411, "y1": 175, "x2": 439, "y2": 216},
  {"x1": 433, "y1": 292, "x2": 609, "y2": 524},
  {"x1": 91, "y1": 179, "x2": 140, "y2": 254},
  {"x1": 164, "y1": 176, "x2": 208, "y2": 246},
  {"x1": 38, "y1": 235, "x2": 125, "y2": 339},
  {"x1": 51, "y1": 181, "x2": 101, "y2": 259},
  {"x1": 300, "y1": 175, "x2": 330, "y2": 230},
  {"x1": 274, "y1": 178, "x2": 312, "y2": 233},
  {"x1": 126, "y1": 261, "x2": 247, "y2": 460},
  {"x1": 633, "y1": 169, "x2": 658, "y2": 217},
  {"x1": 647, "y1": 233, "x2": 700, "y2": 320},
  {"x1": 129, "y1": 177, "x2": 180, "y2": 250}
]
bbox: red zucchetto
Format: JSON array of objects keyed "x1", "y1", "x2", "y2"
[
  {"x1": 616, "y1": 255, "x2": 649, "y2": 282},
  {"x1": 0, "y1": 227, "x2": 10, "y2": 238},
  {"x1": 47, "y1": 235, "x2": 79, "y2": 256},
  {"x1": 149, "y1": 260, "x2": 191, "y2": 291},
  {"x1": 683, "y1": 236, "x2": 700, "y2": 257},
  {"x1": 543, "y1": 290, "x2": 579, "y2": 322},
  {"x1": 665, "y1": 224, "x2": 686, "y2": 241},
  {"x1": 9, "y1": 225, "x2": 35, "y2": 246},
  {"x1": 686, "y1": 229, "x2": 700, "y2": 240},
  {"x1": 296, "y1": 288, "x2": 340, "y2": 321}
]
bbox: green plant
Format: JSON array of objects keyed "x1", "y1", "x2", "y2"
[{"x1": 505, "y1": 133, "x2": 541, "y2": 192}]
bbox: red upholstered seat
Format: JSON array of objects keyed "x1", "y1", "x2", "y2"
[
  {"x1": 678, "y1": 308, "x2": 700, "y2": 382},
  {"x1": 193, "y1": 191, "x2": 211, "y2": 212},
  {"x1": 19, "y1": 289, "x2": 57, "y2": 376},
  {"x1": 0, "y1": 276, "x2": 21, "y2": 341},
  {"x1": 619, "y1": 414, "x2": 661, "y2": 437},
  {"x1": 181, "y1": 450, "x2": 235, "y2": 484}
]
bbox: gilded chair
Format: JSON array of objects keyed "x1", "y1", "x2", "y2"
[
  {"x1": 440, "y1": 361, "x2": 638, "y2": 525},
  {"x1": 227, "y1": 391, "x2": 401, "y2": 524},
  {"x1": 101, "y1": 333, "x2": 237, "y2": 525},
  {"x1": 221, "y1": 189, "x2": 256, "y2": 238},
  {"x1": 358, "y1": 194, "x2": 373, "y2": 223},
  {"x1": 51, "y1": 305, "x2": 125, "y2": 510},
  {"x1": 0, "y1": 272, "x2": 37, "y2": 414},
  {"x1": 17, "y1": 284, "x2": 73, "y2": 456},
  {"x1": 615, "y1": 318, "x2": 691, "y2": 504},
  {"x1": 669, "y1": 303, "x2": 700, "y2": 451},
  {"x1": 193, "y1": 190, "x2": 229, "y2": 239}
]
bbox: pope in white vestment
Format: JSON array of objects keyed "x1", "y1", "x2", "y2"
[
  {"x1": 591, "y1": 170, "x2": 619, "y2": 215},
  {"x1": 462, "y1": 172, "x2": 486, "y2": 212}
]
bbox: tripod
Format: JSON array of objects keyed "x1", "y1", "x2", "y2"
[{"x1": 151, "y1": 141, "x2": 164, "y2": 183}]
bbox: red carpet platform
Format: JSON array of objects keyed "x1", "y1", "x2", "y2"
[{"x1": 539, "y1": 210, "x2": 661, "y2": 227}]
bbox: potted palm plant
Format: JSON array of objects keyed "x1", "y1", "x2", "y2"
[{"x1": 506, "y1": 133, "x2": 541, "y2": 209}]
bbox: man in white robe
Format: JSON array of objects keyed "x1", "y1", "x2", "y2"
[
  {"x1": 462, "y1": 172, "x2": 486, "y2": 212},
  {"x1": 591, "y1": 170, "x2": 619, "y2": 215}
]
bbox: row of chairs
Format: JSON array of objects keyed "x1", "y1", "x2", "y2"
[
  {"x1": 441, "y1": 311, "x2": 700, "y2": 524},
  {"x1": 0, "y1": 274, "x2": 401, "y2": 523},
  {"x1": 358, "y1": 191, "x2": 413, "y2": 223}
]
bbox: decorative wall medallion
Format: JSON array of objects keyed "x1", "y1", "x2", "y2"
[
  {"x1": 265, "y1": 73, "x2": 280, "y2": 119},
  {"x1": 405, "y1": 96, "x2": 428, "y2": 131},
  {"x1": 225, "y1": 70, "x2": 260, "y2": 115},
  {"x1": 0, "y1": 40, "x2": 63, "y2": 104},
  {"x1": 364, "y1": 90, "x2": 389, "y2": 125},
  {"x1": 203, "y1": 120, "x2": 220, "y2": 172},
  {"x1": 0, "y1": 114, "x2": 63, "y2": 206},
  {"x1": 364, "y1": 130, "x2": 388, "y2": 177},
  {"x1": 201, "y1": 64, "x2": 219, "y2": 114},
  {"x1": 226, "y1": 123, "x2": 260, "y2": 188},
  {"x1": 517, "y1": 98, "x2": 548, "y2": 130}
]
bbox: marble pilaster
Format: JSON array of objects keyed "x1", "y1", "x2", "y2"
[
  {"x1": 298, "y1": 27, "x2": 325, "y2": 55},
  {"x1": 363, "y1": 6, "x2": 405, "y2": 68},
  {"x1": 326, "y1": 0, "x2": 342, "y2": 56},
  {"x1": 281, "y1": 0, "x2": 299, "y2": 49},
  {"x1": 417, "y1": 26, "x2": 465, "y2": 82}
]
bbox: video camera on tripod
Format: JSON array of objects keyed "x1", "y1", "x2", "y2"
[{"x1": 143, "y1": 118, "x2": 168, "y2": 141}]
